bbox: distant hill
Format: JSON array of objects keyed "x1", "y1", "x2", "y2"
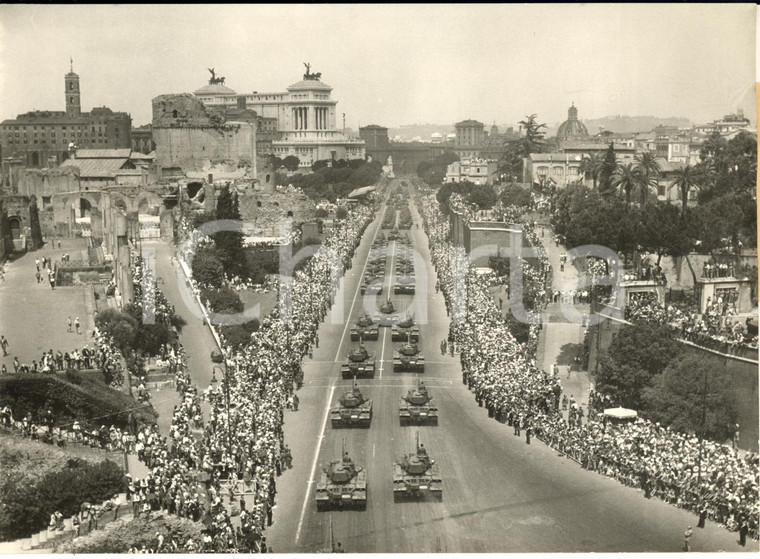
[
  {"x1": 574, "y1": 115, "x2": 691, "y2": 135},
  {"x1": 389, "y1": 116, "x2": 692, "y2": 141}
]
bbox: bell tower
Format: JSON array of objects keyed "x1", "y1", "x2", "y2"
[{"x1": 65, "y1": 58, "x2": 81, "y2": 118}]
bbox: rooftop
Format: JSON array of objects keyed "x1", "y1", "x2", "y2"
[
  {"x1": 455, "y1": 119, "x2": 484, "y2": 128},
  {"x1": 287, "y1": 79, "x2": 332, "y2": 92},
  {"x1": 530, "y1": 152, "x2": 584, "y2": 162},
  {"x1": 193, "y1": 83, "x2": 238, "y2": 96},
  {"x1": 73, "y1": 149, "x2": 133, "y2": 159},
  {"x1": 61, "y1": 157, "x2": 131, "y2": 178}
]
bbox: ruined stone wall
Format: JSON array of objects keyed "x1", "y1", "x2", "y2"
[
  {"x1": 237, "y1": 184, "x2": 316, "y2": 236},
  {"x1": 17, "y1": 166, "x2": 80, "y2": 198},
  {"x1": 153, "y1": 125, "x2": 255, "y2": 172},
  {"x1": 1, "y1": 194, "x2": 43, "y2": 250},
  {"x1": 152, "y1": 94, "x2": 255, "y2": 172}
]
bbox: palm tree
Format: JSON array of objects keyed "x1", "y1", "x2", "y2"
[
  {"x1": 518, "y1": 114, "x2": 547, "y2": 155},
  {"x1": 634, "y1": 152, "x2": 661, "y2": 205},
  {"x1": 669, "y1": 164, "x2": 700, "y2": 216},
  {"x1": 578, "y1": 152, "x2": 604, "y2": 189},
  {"x1": 611, "y1": 163, "x2": 643, "y2": 208}
]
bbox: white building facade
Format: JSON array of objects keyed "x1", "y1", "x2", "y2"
[{"x1": 194, "y1": 71, "x2": 364, "y2": 168}]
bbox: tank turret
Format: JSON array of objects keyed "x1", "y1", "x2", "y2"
[
  {"x1": 394, "y1": 275, "x2": 415, "y2": 295},
  {"x1": 341, "y1": 343, "x2": 376, "y2": 379},
  {"x1": 331, "y1": 378, "x2": 372, "y2": 428},
  {"x1": 316, "y1": 445, "x2": 367, "y2": 510},
  {"x1": 375, "y1": 298, "x2": 399, "y2": 327},
  {"x1": 393, "y1": 433, "x2": 442, "y2": 501},
  {"x1": 392, "y1": 314, "x2": 420, "y2": 342},
  {"x1": 393, "y1": 337, "x2": 425, "y2": 373},
  {"x1": 399, "y1": 377, "x2": 438, "y2": 425},
  {"x1": 350, "y1": 314, "x2": 379, "y2": 342}
]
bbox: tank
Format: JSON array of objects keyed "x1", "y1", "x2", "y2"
[
  {"x1": 375, "y1": 298, "x2": 399, "y2": 327},
  {"x1": 393, "y1": 435, "x2": 442, "y2": 501},
  {"x1": 394, "y1": 276, "x2": 416, "y2": 295},
  {"x1": 350, "y1": 314, "x2": 379, "y2": 342},
  {"x1": 341, "y1": 344, "x2": 376, "y2": 379},
  {"x1": 367, "y1": 260, "x2": 386, "y2": 275},
  {"x1": 393, "y1": 341, "x2": 425, "y2": 373},
  {"x1": 331, "y1": 379, "x2": 372, "y2": 428},
  {"x1": 360, "y1": 276, "x2": 383, "y2": 296},
  {"x1": 399, "y1": 379, "x2": 438, "y2": 425},
  {"x1": 392, "y1": 315, "x2": 420, "y2": 342},
  {"x1": 395, "y1": 262, "x2": 414, "y2": 275},
  {"x1": 316, "y1": 451, "x2": 367, "y2": 510}
]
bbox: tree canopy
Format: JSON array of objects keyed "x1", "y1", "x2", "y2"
[
  {"x1": 642, "y1": 353, "x2": 737, "y2": 442},
  {"x1": 598, "y1": 143, "x2": 618, "y2": 196},
  {"x1": 596, "y1": 323, "x2": 683, "y2": 410}
]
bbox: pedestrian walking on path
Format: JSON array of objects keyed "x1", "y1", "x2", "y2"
[
  {"x1": 75, "y1": 317, "x2": 81, "y2": 334},
  {"x1": 0, "y1": 335, "x2": 7, "y2": 357},
  {"x1": 684, "y1": 526, "x2": 693, "y2": 551},
  {"x1": 67, "y1": 316, "x2": 72, "y2": 333}
]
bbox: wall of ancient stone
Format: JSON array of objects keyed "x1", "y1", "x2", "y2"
[{"x1": 237, "y1": 183, "x2": 316, "y2": 237}]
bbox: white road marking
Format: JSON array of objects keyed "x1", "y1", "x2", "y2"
[
  {"x1": 378, "y1": 240, "x2": 397, "y2": 380},
  {"x1": 295, "y1": 384, "x2": 335, "y2": 543},
  {"x1": 298, "y1": 197, "x2": 390, "y2": 543},
  {"x1": 379, "y1": 328, "x2": 387, "y2": 380},
  {"x1": 333, "y1": 204, "x2": 388, "y2": 363}
]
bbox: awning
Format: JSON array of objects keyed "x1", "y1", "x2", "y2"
[
  {"x1": 348, "y1": 185, "x2": 376, "y2": 198},
  {"x1": 603, "y1": 406, "x2": 638, "y2": 419}
]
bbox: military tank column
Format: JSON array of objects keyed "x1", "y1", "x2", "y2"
[
  {"x1": 315, "y1": 445, "x2": 368, "y2": 511},
  {"x1": 341, "y1": 343, "x2": 376, "y2": 379},
  {"x1": 399, "y1": 378, "x2": 438, "y2": 426},
  {"x1": 392, "y1": 314, "x2": 420, "y2": 342},
  {"x1": 350, "y1": 314, "x2": 380, "y2": 342},
  {"x1": 374, "y1": 297, "x2": 400, "y2": 327},
  {"x1": 331, "y1": 378, "x2": 373, "y2": 428},
  {"x1": 393, "y1": 336, "x2": 425, "y2": 373},
  {"x1": 392, "y1": 433, "x2": 443, "y2": 501}
]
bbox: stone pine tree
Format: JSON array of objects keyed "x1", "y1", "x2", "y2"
[
  {"x1": 213, "y1": 185, "x2": 247, "y2": 278},
  {"x1": 598, "y1": 142, "x2": 618, "y2": 196}
]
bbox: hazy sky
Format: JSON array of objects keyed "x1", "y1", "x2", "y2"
[{"x1": 0, "y1": 4, "x2": 756, "y2": 129}]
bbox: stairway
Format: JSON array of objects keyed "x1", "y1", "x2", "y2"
[{"x1": 2, "y1": 492, "x2": 130, "y2": 552}]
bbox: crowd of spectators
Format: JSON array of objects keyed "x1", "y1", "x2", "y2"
[
  {"x1": 418, "y1": 192, "x2": 759, "y2": 541},
  {"x1": 117, "y1": 202, "x2": 374, "y2": 552},
  {"x1": 625, "y1": 292, "x2": 757, "y2": 351}
]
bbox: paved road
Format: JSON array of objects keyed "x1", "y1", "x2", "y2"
[
  {"x1": 264, "y1": 186, "x2": 750, "y2": 553},
  {"x1": 0, "y1": 238, "x2": 95, "y2": 367}
]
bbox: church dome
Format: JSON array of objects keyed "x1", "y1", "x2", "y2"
[{"x1": 557, "y1": 103, "x2": 588, "y2": 139}]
